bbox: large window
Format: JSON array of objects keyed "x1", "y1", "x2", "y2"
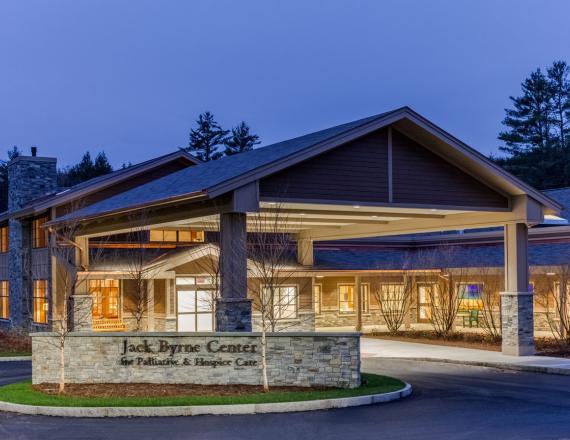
[
  {"x1": 0, "y1": 226, "x2": 8, "y2": 253},
  {"x1": 176, "y1": 277, "x2": 215, "y2": 332},
  {"x1": 150, "y1": 229, "x2": 204, "y2": 243},
  {"x1": 32, "y1": 217, "x2": 48, "y2": 248},
  {"x1": 338, "y1": 284, "x2": 369, "y2": 313},
  {"x1": 457, "y1": 283, "x2": 484, "y2": 310},
  {"x1": 33, "y1": 280, "x2": 48, "y2": 324},
  {"x1": 90, "y1": 279, "x2": 120, "y2": 319},
  {"x1": 262, "y1": 286, "x2": 298, "y2": 320},
  {"x1": 0, "y1": 281, "x2": 8, "y2": 319}
]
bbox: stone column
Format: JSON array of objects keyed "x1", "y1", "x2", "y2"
[
  {"x1": 355, "y1": 276, "x2": 362, "y2": 332},
  {"x1": 216, "y1": 212, "x2": 252, "y2": 332},
  {"x1": 297, "y1": 238, "x2": 314, "y2": 266},
  {"x1": 71, "y1": 294, "x2": 93, "y2": 332},
  {"x1": 501, "y1": 223, "x2": 534, "y2": 356}
]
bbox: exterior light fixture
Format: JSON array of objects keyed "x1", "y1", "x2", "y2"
[
  {"x1": 546, "y1": 272, "x2": 556, "y2": 276},
  {"x1": 430, "y1": 209, "x2": 438, "y2": 212},
  {"x1": 353, "y1": 205, "x2": 361, "y2": 209},
  {"x1": 316, "y1": 275, "x2": 324, "y2": 278},
  {"x1": 299, "y1": 213, "x2": 306, "y2": 216}
]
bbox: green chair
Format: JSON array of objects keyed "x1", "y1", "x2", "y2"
[{"x1": 462, "y1": 310, "x2": 479, "y2": 328}]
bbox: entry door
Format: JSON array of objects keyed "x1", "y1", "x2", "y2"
[
  {"x1": 176, "y1": 278, "x2": 214, "y2": 331},
  {"x1": 417, "y1": 285, "x2": 434, "y2": 323}
]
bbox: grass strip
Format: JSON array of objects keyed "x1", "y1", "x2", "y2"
[{"x1": 0, "y1": 373, "x2": 404, "y2": 407}]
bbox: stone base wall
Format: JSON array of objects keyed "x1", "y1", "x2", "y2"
[
  {"x1": 501, "y1": 292, "x2": 534, "y2": 355},
  {"x1": 32, "y1": 332, "x2": 360, "y2": 388},
  {"x1": 315, "y1": 310, "x2": 385, "y2": 328},
  {"x1": 252, "y1": 311, "x2": 315, "y2": 332}
]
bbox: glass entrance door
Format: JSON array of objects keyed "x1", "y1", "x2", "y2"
[{"x1": 176, "y1": 277, "x2": 214, "y2": 331}]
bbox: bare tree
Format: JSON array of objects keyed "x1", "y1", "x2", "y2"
[
  {"x1": 535, "y1": 265, "x2": 570, "y2": 344},
  {"x1": 120, "y1": 213, "x2": 162, "y2": 331},
  {"x1": 46, "y1": 215, "x2": 105, "y2": 393},
  {"x1": 370, "y1": 272, "x2": 414, "y2": 334},
  {"x1": 246, "y1": 207, "x2": 311, "y2": 392},
  {"x1": 419, "y1": 247, "x2": 467, "y2": 337},
  {"x1": 477, "y1": 267, "x2": 503, "y2": 341}
]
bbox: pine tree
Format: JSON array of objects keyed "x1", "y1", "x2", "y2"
[
  {"x1": 186, "y1": 112, "x2": 228, "y2": 161},
  {"x1": 0, "y1": 146, "x2": 21, "y2": 210},
  {"x1": 59, "y1": 151, "x2": 114, "y2": 187},
  {"x1": 224, "y1": 122, "x2": 260, "y2": 156},
  {"x1": 547, "y1": 61, "x2": 570, "y2": 150},
  {"x1": 494, "y1": 61, "x2": 570, "y2": 189},
  {"x1": 498, "y1": 68, "x2": 554, "y2": 155}
]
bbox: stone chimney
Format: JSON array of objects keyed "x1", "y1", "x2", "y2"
[
  {"x1": 8, "y1": 151, "x2": 57, "y2": 211},
  {"x1": 8, "y1": 150, "x2": 57, "y2": 329}
]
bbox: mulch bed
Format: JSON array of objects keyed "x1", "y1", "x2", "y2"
[
  {"x1": 34, "y1": 383, "x2": 331, "y2": 398},
  {"x1": 369, "y1": 330, "x2": 570, "y2": 358}
]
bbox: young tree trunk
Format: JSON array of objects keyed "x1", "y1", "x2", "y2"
[
  {"x1": 261, "y1": 320, "x2": 269, "y2": 392},
  {"x1": 58, "y1": 338, "x2": 65, "y2": 394}
]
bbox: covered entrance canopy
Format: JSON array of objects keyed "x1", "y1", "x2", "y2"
[{"x1": 51, "y1": 107, "x2": 562, "y2": 356}]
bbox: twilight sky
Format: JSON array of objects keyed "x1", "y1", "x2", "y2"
[{"x1": 0, "y1": 0, "x2": 569, "y2": 168}]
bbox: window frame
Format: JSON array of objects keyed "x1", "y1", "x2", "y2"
[
  {"x1": 149, "y1": 229, "x2": 204, "y2": 243},
  {"x1": 261, "y1": 284, "x2": 299, "y2": 320},
  {"x1": 338, "y1": 283, "x2": 370, "y2": 314},
  {"x1": 89, "y1": 279, "x2": 121, "y2": 320},
  {"x1": 0, "y1": 226, "x2": 8, "y2": 253},
  {"x1": 33, "y1": 279, "x2": 48, "y2": 324},
  {"x1": 32, "y1": 217, "x2": 48, "y2": 249},
  {"x1": 0, "y1": 280, "x2": 8, "y2": 320}
]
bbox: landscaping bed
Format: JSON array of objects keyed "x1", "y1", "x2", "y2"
[
  {"x1": 0, "y1": 373, "x2": 404, "y2": 407},
  {"x1": 369, "y1": 330, "x2": 570, "y2": 358},
  {"x1": 0, "y1": 330, "x2": 31, "y2": 357}
]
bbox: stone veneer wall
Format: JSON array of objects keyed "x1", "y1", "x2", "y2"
[
  {"x1": 32, "y1": 332, "x2": 360, "y2": 388},
  {"x1": 252, "y1": 311, "x2": 315, "y2": 332},
  {"x1": 7, "y1": 156, "x2": 57, "y2": 330}
]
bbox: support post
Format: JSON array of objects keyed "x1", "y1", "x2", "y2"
[
  {"x1": 501, "y1": 223, "x2": 534, "y2": 356},
  {"x1": 297, "y1": 238, "x2": 314, "y2": 266},
  {"x1": 147, "y1": 279, "x2": 155, "y2": 331},
  {"x1": 355, "y1": 276, "x2": 362, "y2": 332},
  {"x1": 216, "y1": 212, "x2": 252, "y2": 331}
]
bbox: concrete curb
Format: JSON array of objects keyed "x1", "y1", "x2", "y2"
[
  {"x1": 380, "y1": 357, "x2": 570, "y2": 376},
  {"x1": 0, "y1": 383, "x2": 412, "y2": 418},
  {"x1": 0, "y1": 356, "x2": 31, "y2": 362}
]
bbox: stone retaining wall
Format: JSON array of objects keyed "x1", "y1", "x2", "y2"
[{"x1": 32, "y1": 332, "x2": 360, "y2": 388}]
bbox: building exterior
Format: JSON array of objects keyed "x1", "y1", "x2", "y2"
[{"x1": 0, "y1": 107, "x2": 566, "y2": 357}]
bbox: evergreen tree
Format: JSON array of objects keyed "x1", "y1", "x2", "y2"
[
  {"x1": 186, "y1": 111, "x2": 228, "y2": 161},
  {"x1": 59, "y1": 151, "x2": 114, "y2": 187},
  {"x1": 494, "y1": 61, "x2": 570, "y2": 189},
  {"x1": 224, "y1": 122, "x2": 260, "y2": 156},
  {"x1": 0, "y1": 146, "x2": 21, "y2": 211},
  {"x1": 498, "y1": 68, "x2": 553, "y2": 155}
]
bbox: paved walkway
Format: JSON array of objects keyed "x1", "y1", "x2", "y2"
[{"x1": 361, "y1": 337, "x2": 570, "y2": 373}]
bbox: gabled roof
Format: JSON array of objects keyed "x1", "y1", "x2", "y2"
[
  {"x1": 9, "y1": 150, "x2": 199, "y2": 220},
  {"x1": 54, "y1": 107, "x2": 563, "y2": 224}
]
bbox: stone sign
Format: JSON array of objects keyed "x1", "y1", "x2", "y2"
[{"x1": 32, "y1": 332, "x2": 361, "y2": 389}]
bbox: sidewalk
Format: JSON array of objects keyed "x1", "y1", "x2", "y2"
[{"x1": 361, "y1": 337, "x2": 570, "y2": 375}]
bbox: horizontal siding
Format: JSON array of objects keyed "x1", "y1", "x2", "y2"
[
  {"x1": 392, "y1": 129, "x2": 508, "y2": 208},
  {"x1": 260, "y1": 129, "x2": 389, "y2": 203}
]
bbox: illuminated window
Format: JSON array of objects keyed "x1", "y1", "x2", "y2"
[
  {"x1": 339, "y1": 285, "x2": 355, "y2": 313},
  {"x1": 0, "y1": 281, "x2": 8, "y2": 319},
  {"x1": 32, "y1": 217, "x2": 48, "y2": 248},
  {"x1": 33, "y1": 280, "x2": 48, "y2": 324},
  {"x1": 314, "y1": 284, "x2": 322, "y2": 314},
  {"x1": 262, "y1": 286, "x2": 297, "y2": 319},
  {"x1": 338, "y1": 284, "x2": 369, "y2": 313},
  {"x1": 457, "y1": 283, "x2": 484, "y2": 310},
  {"x1": 0, "y1": 226, "x2": 8, "y2": 253},
  {"x1": 90, "y1": 279, "x2": 120, "y2": 320},
  {"x1": 149, "y1": 229, "x2": 204, "y2": 243}
]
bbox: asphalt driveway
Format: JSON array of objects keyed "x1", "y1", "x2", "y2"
[{"x1": 1, "y1": 359, "x2": 570, "y2": 440}]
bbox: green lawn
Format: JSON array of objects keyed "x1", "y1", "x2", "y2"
[
  {"x1": 0, "y1": 352, "x2": 31, "y2": 357},
  {"x1": 0, "y1": 374, "x2": 404, "y2": 407}
]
